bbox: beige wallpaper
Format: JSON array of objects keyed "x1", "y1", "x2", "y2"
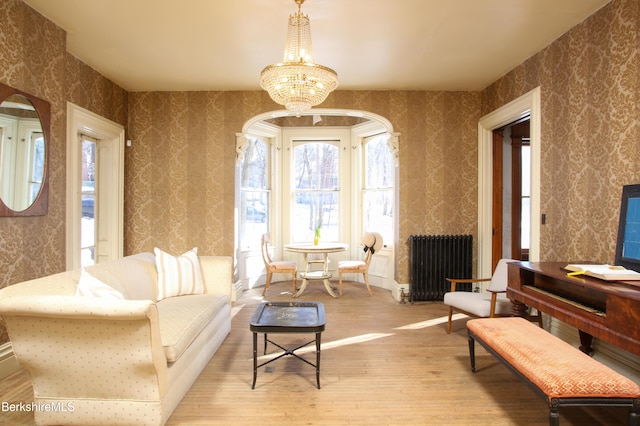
[
  {"x1": 483, "y1": 0, "x2": 640, "y2": 264},
  {"x1": 125, "y1": 90, "x2": 481, "y2": 286},
  {"x1": 0, "y1": 0, "x2": 128, "y2": 344},
  {"x1": 2, "y1": 0, "x2": 640, "y2": 347}
]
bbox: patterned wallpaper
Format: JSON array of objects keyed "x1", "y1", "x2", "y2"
[
  {"x1": 483, "y1": 0, "x2": 640, "y2": 263},
  {"x1": 0, "y1": 0, "x2": 128, "y2": 344},
  {"x1": 1, "y1": 0, "x2": 639, "y2": 347},
  {"x1": 125, "y1": 90, "x2": 481, "y2": 287}
]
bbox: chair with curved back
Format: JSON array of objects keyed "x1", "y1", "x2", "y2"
[
  {"x1": 338, "y1": 232, "x2": 383, "y2": 296},
  {"x1": 443, "y1": 258, "x2": 542, "y2": 333},
  {"x1": 260, "y1": 233, "x2": 297, "y2": 296}
]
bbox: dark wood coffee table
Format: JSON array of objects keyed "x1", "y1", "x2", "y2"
[{"x1": 250, "y1": 301, "x2": 326, "y2": 389}]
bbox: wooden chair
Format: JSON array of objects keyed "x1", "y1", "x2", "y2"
[
  {"x1": 260, "y1": 233, "x2": 297, "y2": 296},
  {"x1": 338, "y1": 232, "x2": 383, "y2": 296},
  {"x1": 443, "y1": 258, "x2": 542, "y2": 333}
]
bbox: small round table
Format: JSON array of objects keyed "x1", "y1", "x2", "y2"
[{"x1": 284, "y1": 242, "x2": 348, "y2": 298}]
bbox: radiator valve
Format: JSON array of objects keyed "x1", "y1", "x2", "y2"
[{"x1": 400, "y1": 288, "x2": 409, "y2": 304}]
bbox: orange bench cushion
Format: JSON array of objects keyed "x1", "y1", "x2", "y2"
[{"x1": 467, "y1": 317, "x2": 640, "y2": 399}]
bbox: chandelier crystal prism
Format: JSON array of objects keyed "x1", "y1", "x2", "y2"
[{"x1": 260, "y1": 0, "x2": 338, "y2": 115}]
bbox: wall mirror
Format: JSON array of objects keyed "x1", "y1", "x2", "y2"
[{"x1": 0, "y1": 82, "x2": 50, "y2": 216}]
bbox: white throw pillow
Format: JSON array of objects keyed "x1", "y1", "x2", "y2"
[
  {"x1": 75, "y1": 268, "x2": 126, "y2": 299},
  {"x1": 154, "y1": 247, "x2": 205, "y2": 301}
]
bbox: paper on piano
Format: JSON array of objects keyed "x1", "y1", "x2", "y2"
[{"x1": 564, "y1": 264, "x2": 640, "y2": 281}]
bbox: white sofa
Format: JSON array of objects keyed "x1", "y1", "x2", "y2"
[{"x1": 0, "y1": 251, "x2": 233, "y2": 425}]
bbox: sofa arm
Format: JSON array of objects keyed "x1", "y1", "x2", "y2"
[
  {"x1": 0, "y1": 295, "x2": 168, "y2": 404},
  {"x1": 199, "y1": 256, "x2": 233, "y2": 302},
  {"x1": 0, "y1": 295, "x2": 155, "y2": 319}
]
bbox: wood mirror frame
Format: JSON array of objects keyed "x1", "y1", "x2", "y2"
[{"x1": 0, "y1": 82, "x2": 50, "y2": 216}]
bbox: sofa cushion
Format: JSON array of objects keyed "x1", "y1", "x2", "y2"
[
  {"x1": 154, "y1": 247, "x2": 205, "y2": 301},
  {"x1": 75, "y1": 269, "x2": 125, "y2": 299},
  {"x1": 156, "y1": 293, "x2": 228, "y2": 362},
  {"x1": 84, "y1": 252, "x2": 157, "y2": 300}
]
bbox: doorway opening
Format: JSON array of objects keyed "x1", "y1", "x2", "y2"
[
  {"x1": 478, "y1": 87, "x2": 541, "y2": 279},
  {"x1": 492, "y1": 117, "x2": 530, "y2": 272}
]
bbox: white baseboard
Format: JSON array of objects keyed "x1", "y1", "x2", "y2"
[{"x1": 0, "y1": 342, "x2": 21, "y2": 380}]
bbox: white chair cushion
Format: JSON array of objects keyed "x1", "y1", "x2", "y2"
[
  {"x1": 271, "y1": 260, "x2": 297, "y2": 271},
  {"x1": 75, "y1": 269, "x2": 125, "y2": 300},
  {"x1": 338, "y1": 260, "x2": 366, "y2": 269},
  {"x1": 154, "y1": 247, "x2": 205, "y2": 301},
  {"x1": 443, "y1": 291, "x2": 512, "y2": 317}
]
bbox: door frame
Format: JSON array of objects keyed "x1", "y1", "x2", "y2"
[
  {"x1": 478, "y1": 87, "x2": 541, "y2": 278},
  {"x1": 66, "y1": 103, "x2": 125, "y2": 270}
]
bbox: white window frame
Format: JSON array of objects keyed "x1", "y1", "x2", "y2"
[
  {"x1": 237, "y1": 135, "x2": 270, "y2": 251},
  {"x1": 282, "y1": 127, "x2": 351, "y2": 246},
  {"x1": 352, "y1": 120, "x2": 396, "y2": 249},
  {"x1": 66, "y1": 103, "x2": 125, "y2": 270}
]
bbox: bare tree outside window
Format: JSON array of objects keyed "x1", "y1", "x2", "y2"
[
  {"x1": 363, "y1": 135, "x2": 394, "y2": 244},
  {"x1": 239, "y1": 137, "x2": 269, "y2": 249},
  {"x1": 81, "y1": 137, "x2": 96, "y2": 266},
  {"x1": 292, "y1": 142, "x2": 339, "y2": 243}
]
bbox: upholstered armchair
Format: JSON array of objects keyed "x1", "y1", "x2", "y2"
[{"x1": 443, "y1": 258, "x2": 515, "y2": 334}]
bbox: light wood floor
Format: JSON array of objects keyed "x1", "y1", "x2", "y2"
[{"x1": 0, "y1": 280, "x2": 630, "y2": 425}]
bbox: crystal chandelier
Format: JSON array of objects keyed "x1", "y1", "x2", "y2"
[{"x1": 260, "y1": 0, "x2": 338, "y2": 115}]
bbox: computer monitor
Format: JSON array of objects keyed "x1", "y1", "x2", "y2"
[{"x1": 615, "y1": 183, "x2": 640, "y2": 272}]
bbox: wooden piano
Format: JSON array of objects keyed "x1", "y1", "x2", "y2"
[{"x1": 507, "y1": 261, "x2": 640, "y2": 357}]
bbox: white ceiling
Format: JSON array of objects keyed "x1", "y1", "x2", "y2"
[{"x1": 22, "y1": 0, "x2": 611, "y2": 92}]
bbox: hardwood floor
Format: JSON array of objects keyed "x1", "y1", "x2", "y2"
[{"x1": 0, "y1": 281, "x2": 630, "y2": 425}]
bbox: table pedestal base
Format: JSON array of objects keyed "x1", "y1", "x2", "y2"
[{"x1": 294, "y1": 271, "x2": 337, "y2": 298}]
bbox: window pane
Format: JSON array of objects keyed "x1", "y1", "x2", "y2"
[
  {"x1": 292, "y1": 191, "x2": 338, "y2": 243},
  {"x1": 240, "y1": 190, "x2": 269, "y2": 249},
  {"x1": 521, "y1": 145, "x2": 530, "y2": 197},
  {"x1": 239, "y1": 138, "x2": 269, "y2": 250},
  {"x1": 81, "y1": 139, "x2": 96, "y2": 267},
  {"x1": 365, "y1": 136, "x2": 394, "y2": 189},
  {"x1": 294, "y1": 142, "x2": 339, "y2": 190},
  {"x1": 363, "y1": 189, "x2": 393, "y2": 245},
  {"x1": 364, "y1": 135, "x2": 394, "y2": 245},
  {"x1": 292, "y1": 142, "x2": 339, "y2": 243},
  {"x1": 521, "y1": 197, "x2": 530, "y2": 250},
  {"x1": 240, "y1": 138, "x2": 268, "y2": 190},
  {"x1": 29, "y1": 133, "x2": 45, "y2": 204}
]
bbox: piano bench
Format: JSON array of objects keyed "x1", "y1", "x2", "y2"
[{"x1": 467, "y1": 317, "x2": 640, "y2": 426}]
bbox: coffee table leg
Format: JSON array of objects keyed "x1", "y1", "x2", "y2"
[
  {"x1": 252, "y1": 331, "x2": 258, "y2": 389},
  {"x1": 315, "y1": 332, "x2": 321, "y2": 389},
  {"x1": 263, "y1": 333, "x2": 268, "y2": 355}
]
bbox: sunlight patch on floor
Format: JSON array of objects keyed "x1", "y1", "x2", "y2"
[
  {"x1": 394, "y1": 313, "x2": 468, "y2": 330},
  {"x1": 253, "y1": 332, "x2": 395, "y2": 361}
]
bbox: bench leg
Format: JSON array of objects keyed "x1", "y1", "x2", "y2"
[
  {"x1": 468, "y1": 334, "x2": 476, "y2": 373},
  {"x1": 631, "y1": 399, "x2": 640, "y2": 426},
  {"x1": 549, "y1": 399, "x2": 560, "y2": 426}
]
